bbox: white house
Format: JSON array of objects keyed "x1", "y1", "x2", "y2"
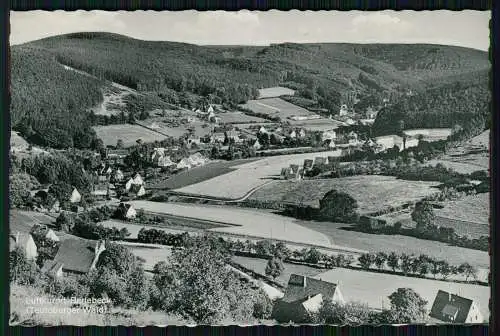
[
  {"x1": 69, "y1": 188, "x2": 81, "y2": 204},
  {"x1": 118, "y1": 203, "x2": 137, "y2": 219},
  {"x1": 322, "y1": 130, "x2": 337, "y2": 142},
  {"x1": 339, "y1": 104, "x2": 349, "y2": 116},
  {"x1": 259, "y1": 126, "x2": 269, "y2": 134},
  {"x1": 132, "y1": 173, "x2": 144, "y2": 186},
  {"x1": 252, "y1": 139, "x2": 262, "y2": 150},
  {"x1": 113, "y1": 169, "x2": 124, "y2": 182},
  {"x1": 177, "y1": 158, "x2": 192, "y2": 170},
  {"x1": 125, "y1": 177, "x2": 135, "y2": 192},
  {"x1": 10, "y1": 233, "x2": 38, "y2": 260}
]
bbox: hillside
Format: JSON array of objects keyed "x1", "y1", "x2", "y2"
[{"x1": 11, "y1": 32, "x2": 490, "y2": 148}]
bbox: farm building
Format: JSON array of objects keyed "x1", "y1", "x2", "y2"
[
  {"x1": 177, "y1": 158, "x2": 192, "y2": 170},
  {"x1": 157, "y1": 156, "x2": 176, "y2": 168},
  {"x1": 116, "y1": 203, "x2": 137, "y2": 219},
  {"x1": 151, "y1": 148, "x2": 166, "y2": 162},
  {"x1": 322, "y1": 130, "x2": 337, "y2": 142},
  {"x1": 259, "y1": 126, "x2": 269, "y2": 134},
  {"x1": 69, "y1": 188, "x2": 82, "y2": 204},
  {"x1": 10, "y1": 232, "x2": 38, "y2": 260},
  {"x1": 45, "y1": 229, "x2": 60, "y2": 242},
  {"x1": 43, "y1": 239, "x2": 106, "y2": 276},
  {"x1": 105, "y1": 149, "x2": 129, "y2": 164},
  {"x1": 273, "y1": 274, "x2": 344, "y2": 323},
  {"x1": 429, "y1": 290, "x2": 484, "y2": 323},
  {"x1": 225, "y1": 130, "x2": 242, "y2": 143},
  {"x1": 303, "y1": 159, "x2": 314, "y2": 171},
  {"x1": 281, "y1": 165, "x2": 303, "y2": 180},
  {"x1": 314, "y1": 157, "x2": 327, "y2": 166},
  {"x1": 365, "y1": 107, "x2": 378, "y2": 119},
  {"x1": 339, "y1": 104, "x2": 349, "y2": 116},
  {"x1": 252, "y1": 139, "x2": 262, "y2": 150},
  {"x1": 375, "y1": 135, "x2": 404, "y2": 152},
  {"x1": 132, "y1": 173, "x2": 144, "y2": 185},
  {"x1": 211, "y1": 133, "x2": 226, "y2": 143},
  {"x1": 129, "y1": 184, "x2": 146, "y2": 197}
]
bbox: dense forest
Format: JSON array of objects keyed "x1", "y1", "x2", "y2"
[
  {"x1": 372, "y1": 74, "x2": 490, "y2": 136},
  {"x1": 11, "y1": 33, "x2": 490, "y2": 148}
]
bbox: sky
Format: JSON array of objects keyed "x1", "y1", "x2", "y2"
[{"x1": 10, "y1": 10, "x2": 491, "y2": 51}]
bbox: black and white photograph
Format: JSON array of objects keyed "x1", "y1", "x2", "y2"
[{"x1": 8, "y1": 9, "x2": 491, "y2": 326}]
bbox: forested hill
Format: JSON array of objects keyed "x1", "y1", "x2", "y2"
[{"x1": 11, "y1": 32, "x2": 490, "y2": 149}]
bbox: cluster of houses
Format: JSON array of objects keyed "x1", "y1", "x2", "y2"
[
  {"x1": 272, "y1": 274, "x2": 484, "y2": 324},
  {"x1": 280, "y1": 155, "x2": 345, "y2": 180}
]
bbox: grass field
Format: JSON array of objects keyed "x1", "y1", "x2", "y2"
[
  {"x1": 288, "y1": 118, "x2": 346, "y2": 131},
  {"x1": 257, "y1": 87, "x2": 295, "y2": 99},
  {"x1": 93, "y1": 124, "x2": 167, "y2": 147},
  {"x1": 174, "y1": 150, "x2": 346, "y2": 199},
  {"x1": 403, "y1": 128, "x2": 452, "y2": 140},
  {"x1": 218, "y1": 111, "x2": 270, "y2": 124},
  {"x1": 296, "y1": 219, "x2": 490, "y2": 269},
  {"x1": 10, "y1": 131, "x2": 29, "y2": 149},
  {"x1": 426, "y1": 159, "x2": 488, "y2": 174},
  {"x1": 249, "y1": 176, "x2": 440, "y2": 214},
  {"x1": 315, "y1": 268, "x2": 490, "y2": 321},
  {"x1": 242, "y1": 98, "x2": 318, "y2": 120},
  {"x1": 128, "y1": 201, "x2": 334, "y2": 248},
  {"x1": 123, "y1": 243, "x2": 173, "y2": 271},
  {"x1": 434, "y1": 193, "x2": 489, "y2": 238},
  {"x1": 150, "y1": 158, "x2": 261, "y2": 190},
  {"x1": 231, "y1": 255, "x2": 323, "y2": 286}
]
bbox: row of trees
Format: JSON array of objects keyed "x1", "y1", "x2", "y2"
[{"x1": 357, "y1": 252, "x2": 478, "y2": 282}]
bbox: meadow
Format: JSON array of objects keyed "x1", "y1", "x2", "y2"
[
  {"x1": 257, "y1": 87, "x2": 295, "y2": 99},
  {"x1": 315, "y1": 268, "x2": 490, "y2": 321},
  {"x1": 242, "y1": 98, "x2": 318, "y2": 120},
  {"x1": 248, "y1": 176, "x2": 441, "y2": 214},
  {"x1": 93, "y1": 124, "x2": 167, "y2": 147},
  {"x1": 174, "y1": 150, "x2": 346, "y2": 199},
  {"x1": 218, "y1": 111, "x2": 270, "y2": 124}
]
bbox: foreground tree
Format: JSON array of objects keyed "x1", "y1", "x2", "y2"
[
  {"x1": 374, "y1": 252, "x2": 387, "y2": 270},
  {"x1": 382, "y1": 288, "x2": 428, "y2": 324},
  {"x1": 319, "y1": 190, "x2": 359, "y2": 223},
  {"x1": 157, "y1": 234, "x2": 266, "y2": 324},
  {"x1": 387, "y1": 252, "x2": 400, "y2": 272},
  {"x1": 265, "y1": 257, "x2": 284, "y2": 279},
  {"x1": 458, "y1": 262, "x2": 478, "y2": 282},
  {"x1": 358, "y1": 253, "x2": 376, "y2": 270}
]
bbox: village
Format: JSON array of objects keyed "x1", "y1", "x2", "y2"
[{"x1": 9, "y1": 83, "x2": 490, "y2": 326}]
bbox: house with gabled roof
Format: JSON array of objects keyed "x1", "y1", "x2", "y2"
[
  {"x1": 69, "y1": 188, "x2": 81, "y2": 204},
  {"x1": 116, "y1": 203, "x2": 137, "y2": 220},
  {"x1": 273, "y1": 274, "x2": 345, "y2": 323},
  {"x1": 9, "y1": 232, "x2": 38, "y2": 260},
  {"x1": 129, "y1": 184, "x2": 146, "y2": 197},
  {"x1": 42, "y1": 239, "x2": 106, "y2": 276},
  {"x1": 113, "y1": 169, "x2": 124, "y2": 182},
  {"x1": 429, "y1": 290, "x2": 484, "y2": 324}
]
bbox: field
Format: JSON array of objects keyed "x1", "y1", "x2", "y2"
[
  {"x1": 150, "y1": 158, "x2": 260, "y2": 190},
  {"x1": 242, "y1": 98, "x2": 319, "y2": 120},
  {"x1": 91, "y1": 85, "x2": 131, "y2": 116},
  {"x1": 231, "y1": 255, "x2": 323, "y2": 286},
  {"x1": 403, "y1": 128, "x2": 452, "y2": 141},
  {"x1": 249, "y1": 176, "x2": 441, "y2": 214},
  {"x1": 93, "y1": 124, "x2": 167, "y2": 147},
  {"x1": 128, "y1": 201, "x2": 335, "y2": 248},
  {"x1": 288, "y1": 118, "x2": 346, "y2": 132},
  {"x1": 10, "y1": 131, "x2": 29, "y2": 149},
  {"x1": 296, "y1": 219, "x2": 490, "y2": 270},
  {"x1": 257, "y1": 87, "x2": 295, "y2": 99},
  {"x1": 174, "y1": 150, "x2": 347, "y2": 199},
  {"x1": 218, "y1": 111, "x2": 270, "y2": 124},
  {"x1": 315, "y1": 268, "x2": 490, "y2": 321},
  {"x1": 434, "y1": 193, "x2": 489, "y2": 238},
  {"x1": 427, "y1": 130, "x2": 489, "y2": 174},
  {"x1": 137, "y1": 116, "x2": 214, "y2": 139},
  {"x1": 119, "y1": 242, "x2": 173, "y2": 271}
]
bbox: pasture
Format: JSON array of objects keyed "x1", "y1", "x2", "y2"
[
  {"x1": 248, "y1": 176, "x2": 440, "y2": 214},
  {"x1": 150, "y1": 158, "x2": 260, "y2": 190},
  {"x1": 257, "y1": 87, "x2": 295, "y2": 99},
  {"x1": 426, "y1": 159, "x2": 488, "y2": 174},
  {"x1": 315, "y1": 268, "x2": 490, "y2": 321},
  {"x1": 218, "y1": 111, "x2": 270, "y2": 124},
  {"x1": 231, "y1": 255, "x2": 323, "y2": 286},
  {"x1": 128, "y1": 201, "x2": 334, "y2": 248},
  {"x1": 174, "y1": 150, "x2": 346, "y2": 199},
  {"x1": 242, "y1": 98, "x2": 318, "y2": 120},
  {"x1": 93, "y1": 124, "x2": 167, "y2": 147},
  {"x1": 296, "y1": 219, "x2": 490, "y2": 269},
  {"x1": 288, "y1": 118, "x2": 346, "y2": 132}
]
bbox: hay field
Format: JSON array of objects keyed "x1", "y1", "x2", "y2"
[
  {"x1": 249, "y1": 176, "x2": 440, "y2": 214},
  {"x1": 128, "y1": 201, "x2": 334, "y2": 248},
  {"x1": 296, "y1": 220, "x2": 490, "y2": 269},
  {"x1": 218, "y1": 111, "x2": 270, "y2": 124},
  {"x1": 315, "y1": 268, "x2": 490, "y2": 321},
  {"x1": 257, "y1": 87, "x2": 295, "y2": 99},
  {"x1": 93, "y1": 124, "x2": 167, "y2": 147},
  {"x1": 242, "y1": 98, "x2": 317, "y2": 120},
  {"x1": 174, "y1": 150, "x2": 345, "y2": 199}
]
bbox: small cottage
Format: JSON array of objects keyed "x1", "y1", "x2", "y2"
[
  {"x1": 116, "y1": 203, "x2": 137, "y2": 220},
  {"x1": 429, "y1": 290, "x2": 484, "y2": 323},
  {"x1": 273, "y1": 274, "x2": 345, "y2": 323},
  {"x1": 69, "y1": 188, "x2": 81, "y2": 204}
]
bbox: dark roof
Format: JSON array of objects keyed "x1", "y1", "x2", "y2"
[
  {"x1": 53, "y1": 238, "x2": 98, "y2": 274},
  {"x1": 429, "y1": 290, "x2": 474, "y2": 323},
  {"x1": 282, "y1": 274, "x2": 338, "y2": 304}
]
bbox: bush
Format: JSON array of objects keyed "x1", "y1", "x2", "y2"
[{"x1": 319, "y1": 190, "x2": 359, "y2": 223}]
